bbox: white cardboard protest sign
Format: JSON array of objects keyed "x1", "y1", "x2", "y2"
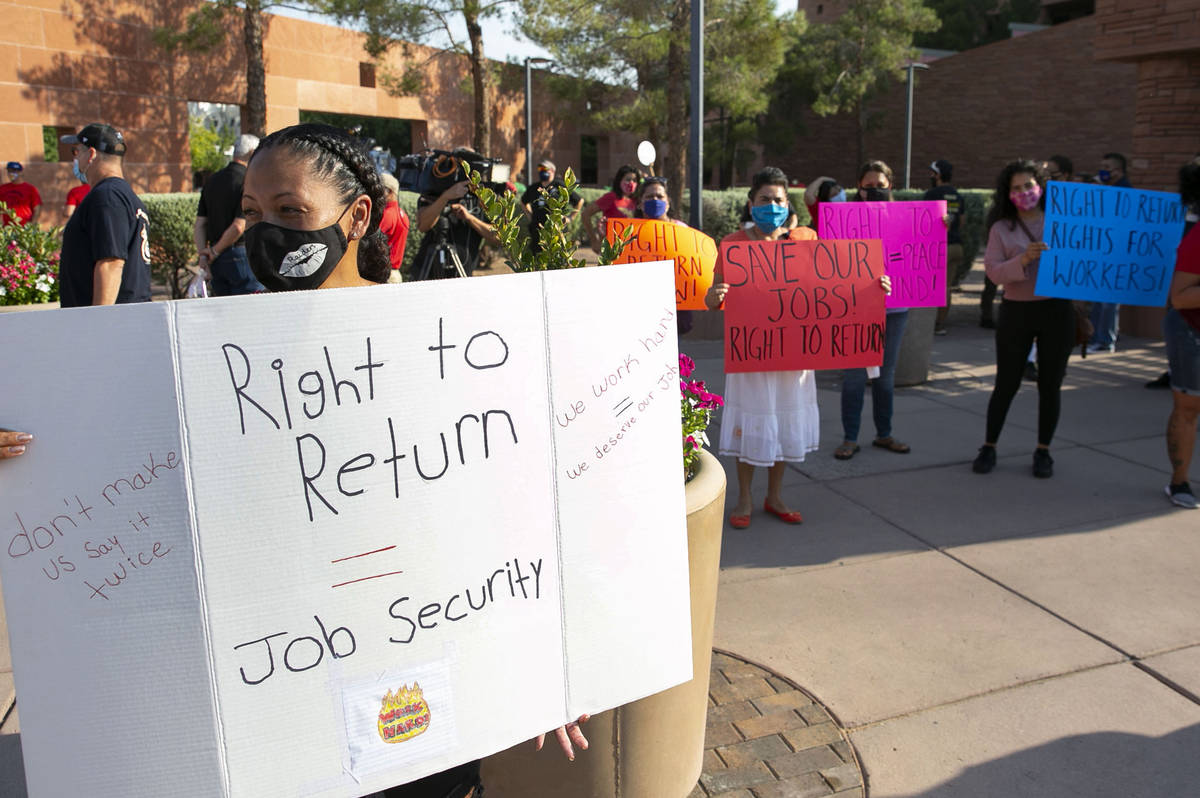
[{"x1": 0, "y1": 262, "x2": 691, "y2": 797}]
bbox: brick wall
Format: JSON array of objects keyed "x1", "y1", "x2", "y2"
[
  {"x1": 0, "y1": 0, "x2": 636, "y2": 219},
  {"x1": 1094, "y1": 0, "x2": 1200, "y2": 61},
  {"x1": 759, "y1": 15, "x2": 1137, "y2": 191}
]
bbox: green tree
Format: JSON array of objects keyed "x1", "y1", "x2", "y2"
[
  {"x1": 189, "y1": 115, "x2": 237, "y2": 176},
  {"x1": 787, "y1": 0, "x2": 939, "y2": 165},
  {"x1": 519, "y1": 0, "x2": 792, "y2": 203},
  {"x1": 155, "y1": 1, "x2": 273, "y2": 136},
  {"x1": 319, "y1": 0, "x2": 515, "y2": 155},
  {"x1": 915, "y1": 0, "x2": 1041, "y2": 52}
]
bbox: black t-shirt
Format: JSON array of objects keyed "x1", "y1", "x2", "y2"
[
  {"x1": 410, "y1": 192, "x2": 486, "y2": 279},
  {"x1": 197, "y1": 161, "x2": 246, "y2": 246},
  {"x1": 59, "y1": 177, "x2": 151, "y2": 307},
  {"x1": 924, "y1": 183, "x2": 962, "y2": 244},
  {"x1": 521, "y1": 179, "x2": 584, "y2": 247}
]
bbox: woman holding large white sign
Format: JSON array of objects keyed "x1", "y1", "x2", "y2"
[
  {"x1": 240, "y1": 123, "x2": 589, "y2": 798},
  {"x1": 972, "y1": 159, "x2": 1073, "y2": 479}
]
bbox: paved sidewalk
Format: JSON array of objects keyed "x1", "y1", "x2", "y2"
[
  {"x1": 695, "y1": 651, "x2": 863, "y2": 798},
  {"x1": 4, "y1": 276, "x2": 1200, "y2": 796},
  {"x1": 691, "y1": 282, "x2": 1200, "y2": 797}
]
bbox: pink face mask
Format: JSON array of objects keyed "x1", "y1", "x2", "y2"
[
  {"x1": 621, "y1": 180, "x2": 638, "y2": 196},
  {"x1": 1010, "y1": 184, "x2": 1042, "y2": 211}
]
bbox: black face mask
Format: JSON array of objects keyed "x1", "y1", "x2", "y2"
[
  {"x1": 245, "y1": 205, "x2": 352, "y2": 292},
  {"x1": 861, "y1": 187, "x2": 890, "y2": 202}
]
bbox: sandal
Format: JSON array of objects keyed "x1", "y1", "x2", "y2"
[
  {"x1": 728, "y1": 513, "x2": 751, "y2": 529},
  {"x1": 872, "y1": 437, "x2": 911, "y2": 454},
  {"x1": 834, "y1": 442, "x2": 860, "y2": 460},
  {"x1": 764, "y1": 501, "x2": 803, "y2": 524}
]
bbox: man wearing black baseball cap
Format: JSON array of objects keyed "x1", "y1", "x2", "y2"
[{"x1": 58, "y1": 123, "x2": 151, "y2": 306}]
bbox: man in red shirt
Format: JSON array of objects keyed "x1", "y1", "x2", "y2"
[
  {"x1": 0, "y1": 162, "x2": 42, "y2": 226},
  {"x1": 379, "y1": 172, "x2": 410, "y2": 283},
  {"x1": 63, "y1": 180, "x2": 90, "y2": 223}
]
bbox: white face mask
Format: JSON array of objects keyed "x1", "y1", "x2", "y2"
[{"x1": 73, "y1": 151, "x2": 92, "y2": 184}]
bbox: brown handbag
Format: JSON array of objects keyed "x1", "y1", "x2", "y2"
[{"x1": 1015, "y1": 217, "x2": 1093, "y2": 358}]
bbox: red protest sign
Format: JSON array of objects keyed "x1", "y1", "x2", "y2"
[
  {"x1": 720, "y1": 238, "x2": 887, "y2": 373},
  {"x1": 607, "y1": 218, "x2": 717, "y2": 310}
]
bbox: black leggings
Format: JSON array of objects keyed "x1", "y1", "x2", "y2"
[{"x1": 985, "y1": 299, "x2": 1075, "y2": 447}]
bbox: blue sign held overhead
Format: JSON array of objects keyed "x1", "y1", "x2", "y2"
[{"x1": 1035, "y1": 181, "x2": 1188, "y2": 307}]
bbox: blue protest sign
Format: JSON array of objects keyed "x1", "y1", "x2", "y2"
[{"x1": 1035, "y1": 181, "x2": 1187, "y2": 306}]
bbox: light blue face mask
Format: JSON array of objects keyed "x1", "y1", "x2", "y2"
[
  {"x1": 72, "y1": 156, "x2": 88, "y2": 184},
  {"x1": 643, "y1": 198, "x2": 668, "y2": 219},
  {"x1": 829, "y1": 189, "x2": 847, "y2": 203},
  {"x1": 750, "y1": 202, "x2": 789, "y2": 233}
]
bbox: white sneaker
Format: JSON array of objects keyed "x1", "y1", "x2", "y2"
[
  {"x1": 1086, "y1": 343, "x2": 1115, "y2": 354},
  {"x1": 1165, "y1": 484, "x2": 1199, "y2": 509}
]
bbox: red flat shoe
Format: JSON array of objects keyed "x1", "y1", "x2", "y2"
[
  {"x1": 728, "y1": 513, "x2": 751, "y2": 529},
  {"x1": 763, "y1": 502, "x2": 803, "y2": 524}
]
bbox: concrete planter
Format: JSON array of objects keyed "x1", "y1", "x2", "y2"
[
  {"x1": 482, "y1": 447, "x2": 727, "y2": 797},
  {"x1": 894, "y1": 307, "x2": 936, "y2": 387},
  {"x1": 0, "y1": 301, "x2": 58, "y2": 313}
]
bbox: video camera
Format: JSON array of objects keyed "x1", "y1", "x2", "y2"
[{"x1": 395, "y1": 148, "x2": 511, "y2": 196}]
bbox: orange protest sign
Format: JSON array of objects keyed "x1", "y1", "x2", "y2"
[
  {"x1": 606, "y1": 218, "x2": 717, "y2": 310},
  {"x1": 720, "y1": 238, "x2": 887, "y2": 373}
]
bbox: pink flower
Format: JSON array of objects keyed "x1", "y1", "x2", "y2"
[{"x1": 678, "y1": 353, "x2": 695, "y2": 378}]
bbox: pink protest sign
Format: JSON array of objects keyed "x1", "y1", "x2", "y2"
[{"x1": 818, "y1": 200, "x2": 948, "y2": 308}]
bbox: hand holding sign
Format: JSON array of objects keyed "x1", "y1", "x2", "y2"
[
  {"x1": 606, "y1": 218, "x2": 717, "y2": 310},
  {"x1": 818, "y1": 200, "x2": 948, "y2": 308}
]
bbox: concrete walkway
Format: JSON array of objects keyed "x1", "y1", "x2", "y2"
[{"x1": 691, "y1": 286, "x2": 1200, "y2": 796}]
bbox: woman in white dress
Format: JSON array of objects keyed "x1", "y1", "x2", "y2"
[{"x1": 704, "y1": 167, "x2": 818, "y2": 528}]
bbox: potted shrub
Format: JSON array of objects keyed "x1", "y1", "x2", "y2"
[
  {"x1": 0, "y1": 204, "x2": 60, "y2": 308},
  {"x1": 473, "y1": 171, "x2": 728, "y2": 798}
]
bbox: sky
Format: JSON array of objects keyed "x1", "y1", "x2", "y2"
[{"x1": 275, "y1": 1, "x2": 798, "y2": 66}]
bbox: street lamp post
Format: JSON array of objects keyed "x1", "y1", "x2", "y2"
[
  {"x1": 903, "y1": 61, "x2": 930, "y2": 190},
  {"x1": 524, "y1": 56, "x2": 553, "y2": 186}
]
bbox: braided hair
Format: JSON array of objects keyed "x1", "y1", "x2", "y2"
[{"x1": 251, "y1": 123, "x2": 391, "y2": 283}]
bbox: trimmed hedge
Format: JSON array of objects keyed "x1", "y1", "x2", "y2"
[
  {"x1": 141, "y1": 186, "x2": 993, "y2": 291},
  {"x1": 142, "y1": 192, "x2": 199, "y2": 299}
]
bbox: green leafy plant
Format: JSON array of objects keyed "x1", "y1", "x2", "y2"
[
  {"x1": 142, "y1": 193, "x2": 201, "y2": 299},
  {"x1": 0, "y1": 203, "x2": 61, "y2": 305},
  {"x1": 189, "y1": 115, "x2": 235, "y2": 176},
  {"x1": 680, "y1": 353, "x2": 723, "y2": 481},
  {"x1": 466, "y1": 165, "x2": 633, "y2": 271}
]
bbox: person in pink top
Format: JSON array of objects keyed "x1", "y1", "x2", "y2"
[
  {"x1": 972, "y1": 159, "x2": 1074, "y2": 479},
  {"x1": 584, "y1": 164, "x2": 641, "y2": 251}
]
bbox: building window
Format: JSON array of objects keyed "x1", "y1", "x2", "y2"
[
  {"x1": 580, "y1": 135, "x2": 598, "y2": 185},
  {"x1": 44, "y1": 125, "x2": 75, "y2": 162},
  {"x1": 817, "y1": 4, "x2": 823, "y2": 13},
  {"x1": 360, "y1": 62, "x2": 376, "y2": 88}
]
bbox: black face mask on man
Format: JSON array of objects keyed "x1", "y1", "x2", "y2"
[{"x1": 244, "y1": 203, "x2": 353, "y2": 291}]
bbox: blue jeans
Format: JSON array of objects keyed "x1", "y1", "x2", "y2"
[
  {"x1": 841, "y1": 310, "x2": 909, "y2": 442},
  {"x1": 1088, "y1": 302, "x2": 1119, "y2": 348},
  {"x1": 210, "y1": 244, "x2": 264, "y2": 296}
]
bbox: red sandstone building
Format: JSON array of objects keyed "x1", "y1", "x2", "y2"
[
  {"x1": 0, "y1": 1, "x2": 637, "y2": 210},
  {"x1": 777, "y1": 0, "x2": 1198, "y2": 193}
]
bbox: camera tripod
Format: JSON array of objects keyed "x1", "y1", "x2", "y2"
[{"x1": 413, "y1": 234, "x2": 467, "y2": 280}]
